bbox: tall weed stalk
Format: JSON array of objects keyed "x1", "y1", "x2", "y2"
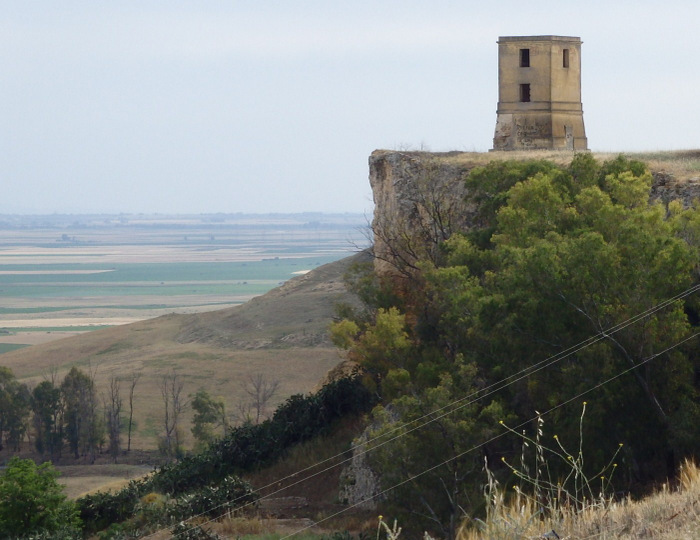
[{"x1": 465, "y1": 403, "x2": 623, "y2": 538}]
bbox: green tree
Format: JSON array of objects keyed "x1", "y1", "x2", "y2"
[
  {"x1": 431, "y1": 155, "x2": 700, "y2": 476},
  {"x1": 331, "y1": 306, "x2": 412, "y2": 393},
  {"x1": 0, "y1": 457, "x2": 81, "y2": 538},
  {"x1": 367, "y1": 360, "x2": 510, "y2": 539},
  {"x1": 61, "y1": 367, "x2": 102, "y2": 461},
  {"x1": 336, "y1": 155, "x2": 700, "y2": 534},
  {"x1": 0, "y1": 366, "x2": 30, "y2": 451},
  {"x1": 190, "y1": 388, "x2": 228, "y2": 450},
  {"x1": 464, "y1": 158, "x2": 563, "y2": 248},
  {"x1": 31, "y1": 380, "x2": 64, "y2": 460}
]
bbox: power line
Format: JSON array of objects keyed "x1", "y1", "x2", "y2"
[
  {"x1": 165, "y1": 283, "x2": 700, "y2": 538},
  {"x1": 165, "y1": 282, "x2": 700, "y2": 537},
  {"x1": 270, "y1": 330, "x2": 700, "y2": 540}
]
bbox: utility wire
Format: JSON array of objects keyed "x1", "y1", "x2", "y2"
[
  {"x1": 268, "y1": 330, "x2": 700, "y2": 540},
  {"x1": 164, "y1": 282, "x2": 700, "y2": 538},
  {"x1": 165, "y1": 283, "x2": 700, "y2": 538}
]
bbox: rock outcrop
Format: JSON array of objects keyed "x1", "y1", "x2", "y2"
[
  {"x1": 369, "y1": 150, "x2": 700, "y2": 277},
  {"x1": 369, "y1": 150, "x2": 475, "y2": 278},
  {"x1": 337, "y1": 430, "x2": 382, "y2": 511},
  {"x1": 338, "y1": 405, "x2": 400, "y2": 510},
  {"x1": 650, "y1": 172, "x2": 700, "y2": 208}
]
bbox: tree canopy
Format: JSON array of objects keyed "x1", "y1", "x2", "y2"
[
  {"x1": 334, "y1": 154, "x2": 700, "y2": 536},
  {"x1": 0, "y1": 457, "x2": 80, "y2": 538},
  {"x1": 0, "y1": 366, "x2": 30, "y2": 452}
]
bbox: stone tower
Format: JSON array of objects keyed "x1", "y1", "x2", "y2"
[{"x1": 492, "y1": 35, "x2": 587, "y2": 151}]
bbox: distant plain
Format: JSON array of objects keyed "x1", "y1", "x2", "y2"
[{"x1": 0, "y1": 213, "x2": 367, "y2": 350}]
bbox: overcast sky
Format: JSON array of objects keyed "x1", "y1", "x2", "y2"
[{"x1": 2, "y1": 1, "x2": 699, "y2": 215}]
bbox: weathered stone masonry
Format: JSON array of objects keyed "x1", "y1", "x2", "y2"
[{"x1": 493, "y1": 36, "x2": 588, "y2": 151}]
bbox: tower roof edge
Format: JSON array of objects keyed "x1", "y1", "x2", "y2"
[{"x1": 498, "y1": 35, "x2": 581, "y2": 43}]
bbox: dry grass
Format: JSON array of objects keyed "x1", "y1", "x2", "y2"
[
  {"x1": 374, "y1": 148, "x2": 700, "y2": 186},
  {"x1": 2, "y1": 254, "x2": 366, "y2": 452},
  {"x1": 3, "y1": 339, "x2": 343, "y2": 451},
  {"x1": 458, "y1": 459, "x2": 700, "y2": 540},
  {"x1": 218, "y1": 516, "x2": 272, "y2": 536},
  {"x1": 222, "y1": 416, "x2": 375, "y2": 537},
  {"x1": 622, "y1": 149, "x2": 700, "y2": 187},
  {"x1": 212, "y1": 516, "x2": 335, "y2": 538},
  {"x1": 246, "y1": 416, "x2": 362, "y2": 505},
  {"x1": 56, "y1": 464, "x2": 152, "y2": 499}
]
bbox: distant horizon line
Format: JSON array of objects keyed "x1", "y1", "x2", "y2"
[{"x1": 0, "y1": 210, "x2": 369, "y2": 217}]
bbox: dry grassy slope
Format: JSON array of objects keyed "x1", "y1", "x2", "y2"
[
  {"x1": 2, "y1": 251, "x2": 370, "y2": 451},
  {"x1": 458, "y1": 460, "x2": 700, "y2": 540},
  {"x1": 177, "y1": 250, "x2": 369, "y2": 348},
  {"x1": 425, "y1": 148, "x2": 700, "y2": 177}
]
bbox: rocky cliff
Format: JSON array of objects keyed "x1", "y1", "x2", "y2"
[
  {"x1": 369, "y1": 150, "x2": 474, "y2": 278},
  {"x1": 369, "y1": 149, "x2": 700, "y2": 277}
]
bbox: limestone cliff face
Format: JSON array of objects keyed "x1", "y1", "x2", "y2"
[
  {"x1": 369, "y1": 150, "x2": 475, "y2": 278},
  {"x1": 369, "y1": 150, "x2": 700, "y2": 277}
]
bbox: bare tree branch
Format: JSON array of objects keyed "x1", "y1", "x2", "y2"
[
  {"x1": 241, "y1": 373, "x2": 280, "y2": 424},
  {"x1": 127, "y1": 372, "x2": 140, "y2": 452}
]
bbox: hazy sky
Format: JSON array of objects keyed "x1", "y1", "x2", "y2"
[{"x1": 3, "y1": 1, "x2": 699, "y2": 214}]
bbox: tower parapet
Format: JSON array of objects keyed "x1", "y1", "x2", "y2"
[{"x1": 493, "y1": 35, "x2": 587, "y2": 151}]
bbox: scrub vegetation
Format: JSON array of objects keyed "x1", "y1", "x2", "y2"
[{"x1": 332, "y1": 154, "x2": 700, "y2": 538}]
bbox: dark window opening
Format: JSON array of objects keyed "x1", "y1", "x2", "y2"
[
  {"x1": 520, "y1": 83, "x2": 531, "y2": 102},
  {"x1": 520, "y1": 48, "x2": 530, "y2": 67},
  {"x1": 563, "y1": 49, "x2": 570, "y2": 68}
]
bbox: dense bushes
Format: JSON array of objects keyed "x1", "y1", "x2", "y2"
[
  {"x1": 78, "y1": 480, "x2": 147, "y2": 533},
  {"x1": 78, "y1": 376, "x2": 375, "y2": 533},
  {"x1": 150, "y1": 374, "x2": 374, "y2": 494},
  {"x1": 0, "y1": 457, "x2": 81, "y2": 539},
  {"x1": 81, "y1": 475, "x2": 255, "y2": 538}
]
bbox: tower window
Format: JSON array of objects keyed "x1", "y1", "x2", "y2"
[
  {"x1": 563, "y1": 49, "x2": 570, "y2": 68},
  {"x1": 520, "y1": 83, "x2": 531, "y2": 102},
  {"x1": 520, "y1": 48, "x2": 530, "y2": 67}
]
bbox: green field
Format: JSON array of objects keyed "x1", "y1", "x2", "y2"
[
  {"x1": 0, "y1": 343, "x2": 27, "y2": 353},
  {"x1": 0, "y1": 257, "x2": 340, "y2": 299},
  {"x1": 0, "y1": 213, "x2": 367, "y2": 345}
]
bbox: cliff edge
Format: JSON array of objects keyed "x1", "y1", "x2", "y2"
[{"x1": 369, "y1": 149, "x2": 700, "y2": 276}]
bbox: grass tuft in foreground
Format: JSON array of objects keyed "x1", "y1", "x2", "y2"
[{"x1": 458, "y1": 459, "x2": 700, "y2": 540}]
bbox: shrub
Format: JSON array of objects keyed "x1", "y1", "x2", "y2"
[
  {"x1": 77, "y1": 376, "x2": 375, "y2": 533},
  {"x1": 0, "y1": 457, "x2": 81, "y2": 539}
]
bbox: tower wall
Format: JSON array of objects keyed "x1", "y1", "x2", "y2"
[{"x1": 493, "y1": 36, "x2": 587, "y2": 151}]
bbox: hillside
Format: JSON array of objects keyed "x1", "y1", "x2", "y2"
[
  {"x1": 3, "y1": 152, "x2": 699, "y2": 538},
  {"x1": 1, "y1": 251, "x2": 370, "y2": 451}
]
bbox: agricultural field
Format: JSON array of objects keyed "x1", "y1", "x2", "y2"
[{"x1": 0, "y1": 212, "x2": 367, "y2": 350}]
